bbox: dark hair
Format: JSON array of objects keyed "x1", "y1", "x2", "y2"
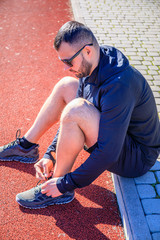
[{"x1": 54, "y1": 21, "x2": 98, "y2": 50}]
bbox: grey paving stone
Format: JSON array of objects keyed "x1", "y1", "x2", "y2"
[
  {"x1": 153, "y1": 76, "x2": 160, "y2": 81},
  {"x1": 138, "y1": 69, "x2": 147, "y2": 75},
  {"x1": 134, "y1": 172, "x2": 156, "y2": 185},
  {"x1": 151, "y1": 86, "x2": 160, "y2": 91},
  {"x1": 134, "y1": 65, "x2": 148, "y2": 70},
  {"x1": 147, "y1": 52, "x2": 160, "y2": 57},
  {"x1": 146, "y1": 215, "x2": 160, "y2": 233},
  {"x1": 152, "y1": 233, "x2": 160, "y2": 240},
  {"x1": 144, "y1": 75, "x2": 153, "y2": 81},
  {"x1": 155, "y1": 98, "x2": 160, "y2": 104},
  {"x1": 136, "y1": 185, "x2": 156, "y2": 199},
  {"x1": 147, "y1": 80, "x2": 153, "y2": 86},
  {"x1": 125, "y1": 51, "x2": 138, "y2": 56},
  {"x1": 148, "y1": 66, "x2": 159, "y2": 71},
  {"x1": 155, "y1": 184, "x2": 160, "y2": 196},
  {"x1": 142, "y1": 61, "x2": 152, "y2": 66},
  {"x1": 143, "y1": 57, "x2": 153, "y2": 61},
  {"x1": 148, "y1": 70, "x2": 159, "y2": 75},
  {"x1": 142, "y1": 199, "x2": 160, "y2": 214},
  {"x1": 130, "y1": 56, "x2": 143, "y2": 61},
  {"x1": 153, "y1": 57, "x2": 160, "y2": 61},
  {"x1": 153, "y1": 92, "x2": 160, "y2": 98},
  {"x1": 150, "y1": 161, "x2": 160, "y2": 171},
  {"x1": 130, "y1": 61, "x2": 142, "y2": 66},
  {"x1": 155, "y1": 171, "x2": 160, "y2": 182}
]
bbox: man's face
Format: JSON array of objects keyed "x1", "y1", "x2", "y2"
[
  {"x1": 58, "y1": 42, "x2": 93, "y2": 78},
  {"x1": 70, "y1": 55, "x2": 92, "y2": 78}
]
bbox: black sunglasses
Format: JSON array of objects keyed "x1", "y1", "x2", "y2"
[{"x1": 59, "y1": 43, "x2": 93, "y2": 67}]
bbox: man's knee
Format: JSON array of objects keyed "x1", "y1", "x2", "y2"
[
  {"x1": 57, "y1": 76, "x2": 77, "y2": 86},
  {"x1": 60, "y1": 98, "x2": 100, "y2": 147},
  {"x1": 52, "y1": 76, "x2": 79, "y2": 104},
  {"x1": 60, "y1": 98, "x2": 92, "y2": 122},
  {"x1": 54, "y1": 76, "x2": 78, "y2": 94},
  {"x1": 60, "y1": 98, "x2": 100, "y2": 133}
]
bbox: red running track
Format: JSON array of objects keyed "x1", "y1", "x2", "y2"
[{"x1": 0, "y1": 0, "x2": 125, "y2": 239}]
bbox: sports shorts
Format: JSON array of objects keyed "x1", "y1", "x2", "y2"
[{"x1": 84, "y1": 134, "x2": 158, "y2": 178}]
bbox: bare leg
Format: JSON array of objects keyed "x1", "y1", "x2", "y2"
[
  {"x1": 24, "y1": 77, "x2": 79, "y2": 143},
  {"x1": 53, "y1": 98, "x2": 100, "y2": 177}
]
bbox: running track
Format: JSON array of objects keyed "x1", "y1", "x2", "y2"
[{"x1": 0, "y1": 0, "x2": 124, "y2": 239}]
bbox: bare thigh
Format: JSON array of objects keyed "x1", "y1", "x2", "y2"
[
  {"x1": 61, "y1": 98, "x2": 101, "y2": 148},
  {"x1": 54, "y1": 76, "x2": 79, "y2": 105}
]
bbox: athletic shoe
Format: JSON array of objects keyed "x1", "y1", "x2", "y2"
[
  {"x1": 0, "y1": 130, "x2": 39, "y2": 163},
  {"x1": 16, "y1": 184, "x2": 75, "y2": 209}
]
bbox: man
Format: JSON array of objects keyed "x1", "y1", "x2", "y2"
[{"x1": 0, "y1": 21, "x2": 160, "y2": 209}]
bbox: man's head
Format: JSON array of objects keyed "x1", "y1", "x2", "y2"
[{"x1": 54, "y1": 21, "x2": 100, "y2": 78}]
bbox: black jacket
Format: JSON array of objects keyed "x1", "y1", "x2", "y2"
[{"x1": 44, "y1": 46, "x2": 160, "y2": 193}]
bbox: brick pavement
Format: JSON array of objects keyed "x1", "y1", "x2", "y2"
[
  {"x1": 71, "y1": 0, "x2": 160, "y2": 116},
  {"x1": 71, "y1": 0, "x2": 160, "y2": 239}
]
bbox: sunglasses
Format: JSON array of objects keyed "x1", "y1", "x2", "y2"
[{"x1": 59, "y1": 43, "x2": 93, "y2": 67}]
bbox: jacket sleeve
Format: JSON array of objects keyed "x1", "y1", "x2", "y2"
[{"x1": 57, "y1": 81, "x2": 135, "y2": 193}]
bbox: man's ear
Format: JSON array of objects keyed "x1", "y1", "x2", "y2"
[
  {"x1": 84, "y1": 46, "x2": 92, "y2": 58},
  {"x1": 85, "y1": 46, "x2": 91, "y2": 55}
]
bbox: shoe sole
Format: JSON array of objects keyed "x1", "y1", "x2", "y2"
[
  {"x1": 0, "y1": 156, "x2": 38, "y2": 164},
  {"x1": 16, "y1": 193, "x2": 75, "y2": 209}
]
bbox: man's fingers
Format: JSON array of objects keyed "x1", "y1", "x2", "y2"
[
  {"x1": 34, "y1": 158, "x2": 54, "y2": 180},
  {"x1": 36, "y1": 171, "x2": 44, "y2": 180},
  {"x1": 43, "y1": 164, "x2": 49, "y2": 178},
  {"x1": 41, "y1": 181, "x2": 48, "y2": 193},
  {"x1": 41, "y1": 178, "x2": 62, "y2": 197},
  {"x1": 34, "y1": 164, "x2": 45, "y2": 180},
  {"x1": 43, "y1": 159, "x2": 54, "y2": 178}
]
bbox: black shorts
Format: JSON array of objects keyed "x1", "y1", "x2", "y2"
[{"x1": 84, "y1": 135, "x2": 157, "y2": 178}]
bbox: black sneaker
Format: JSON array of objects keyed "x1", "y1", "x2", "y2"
[
  {"x1": 16, "y1": 184, "x2": 75, "y2": 209},
  {"x1": 0, "y1": 130, "x2": 39, "y2": 163}
]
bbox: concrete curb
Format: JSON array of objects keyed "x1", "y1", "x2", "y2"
[{"x1": 112, "y1": 174, "x2": 152, "y2": 240}]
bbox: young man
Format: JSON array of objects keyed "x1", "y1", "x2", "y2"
[{"x1": 0, "y1": 21, "x2": 160, "y2": 209}]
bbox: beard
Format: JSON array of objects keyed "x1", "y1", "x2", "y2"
[{"x1": 69, "y1": 56, "x2": 92, "y2": 78}]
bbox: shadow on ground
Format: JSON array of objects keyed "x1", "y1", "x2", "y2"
[{"x1": 19, "y1": 184, "x2": 121, "y2": 240}]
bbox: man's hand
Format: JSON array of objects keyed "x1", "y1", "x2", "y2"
[
  {"x1": 34, "y1": 158, "x2": 54, "y2": 180},
  {"x1": 41, "y1": 177, "x2": 63, "y2": 198}
]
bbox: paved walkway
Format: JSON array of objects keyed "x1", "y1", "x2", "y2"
[{"x1": 71, "y1": 0, "x2": 160, "y2": 239}]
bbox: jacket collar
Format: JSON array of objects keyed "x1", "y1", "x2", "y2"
[{"x1": 83, "y1": 45, "x2": 129, "y2": 87}]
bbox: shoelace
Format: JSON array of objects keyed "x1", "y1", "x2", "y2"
[
  {"x1": 3, "y1": 129, "x2": 21, "y2": 150},
  {"x1": 36, "y1": 173, "x2": 51, "y2": 186},
  {"x1": 36, "y1": 180, "x2": 44, "y2": 186},
  {"x1": 34, "y1": 178, "x2": 49, "y2": 194}
]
